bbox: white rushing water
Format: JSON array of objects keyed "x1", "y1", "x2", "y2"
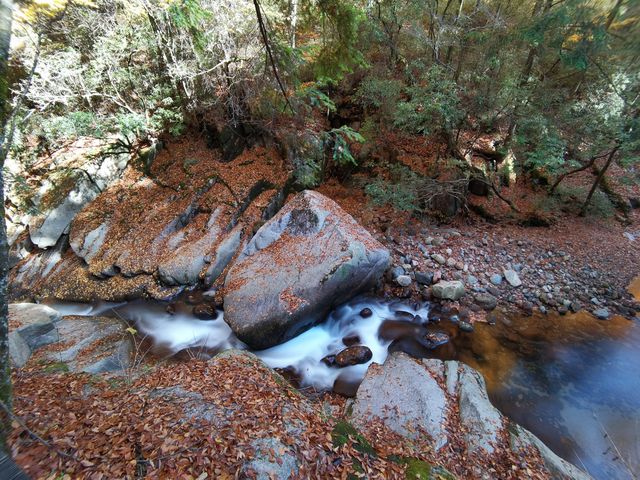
[{"x1": 47, "y1": 297, "x2": 431, "y2": 392}]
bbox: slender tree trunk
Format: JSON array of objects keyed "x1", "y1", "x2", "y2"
[
  {"x1": 453, "y1": 37, "x2": 466, "y2": 82},
  {"x1": 580, "y1": 146, "x2": 618, "y2": 216},
  {"x1": 290, "y1": 0, "x2": 298, "y2": 48},
  {"x1": 0, "y1": 0, "x2": 13, "y2": 454},
  {"x1": 605, "y1": 0, "x2": 624, "y2": 31},
  {"x1": 444, "y1": 0, "x2": 464, "y2": 65},
  {"x1": 253, "y1": 0, "x2": 293, "y2": 112}
]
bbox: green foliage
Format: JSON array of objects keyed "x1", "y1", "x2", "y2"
[
  {"x1": 356, "y1": 75, "x2": 402, "y2": 118},
  {"x1": 38, "y1": 112, "x2": 105, "y2": 146},
  {"x1": 387, "y1": 455, "x2": 456, "y2": 480},
  {"x1": 365, "y1": 164, "x2": 420, "y2": 212},
  {"x1": 394, "y1": 66, "x2": 464, "y2": 138},
  {"x1": 541, "y1": 184, "x2": 615, "y2": 218},
  {"x1": 167, "y1": 0, "x2": 211, "y2": 54},
  {"x1": 516, "y1": 115, "x2": 566, "y2": 172},
  {"x1": 297, "y1": 84, "x2": 336, "y2": 115},
  {"x1": 291, "y1": 126, "x2": 364, "y2": 188},
  {"x1": 308, "y1": 0, "x2": 366, "y2": 82},
  {"x1": 327, "y1": 126, "x2": 364, "y2": 166}
]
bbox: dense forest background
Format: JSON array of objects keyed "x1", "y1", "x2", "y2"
[{"x1": 2, "y1": 0, "x2": 639, "y2": 214}]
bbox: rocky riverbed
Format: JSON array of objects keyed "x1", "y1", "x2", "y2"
[{"x1": 377, "y1": 222, "x2": 639, "y2": 321}]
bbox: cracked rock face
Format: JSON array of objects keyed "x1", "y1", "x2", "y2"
[
  {"x1": 223, "y1": 190, "x2": 390, "y2": 350},
  {"x1": 8, "y1": 303, "x2": 130, "y2": 374},
  {"x1": 10, "y1": 142, "x2": 290, "y2": 302}
]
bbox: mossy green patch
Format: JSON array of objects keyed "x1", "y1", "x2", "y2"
[
  {"x1": 332, "y1": 420, "x2": 377, "y2": 457},
  {"x1": 388, "y1": 456, "x2": 456, "y2": 480},
  {"x1": 42, "y1": 362, "x2": 70, "y2": 374}
]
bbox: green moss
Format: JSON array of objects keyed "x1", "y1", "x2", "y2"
[
  {"x1": 405, "y1": 458, "x2": 432, "y2": 479},
  {"x1": 331, "y1": 420, "x2": 376, "y2": 457},
  {"x1": 388, "y1": 456, "x2": 456, "y2": 480},
  {"x1": 42, "y1": 362, "x2": 70, "y2": 374}
]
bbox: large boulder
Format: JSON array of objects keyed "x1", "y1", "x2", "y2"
[
  {"x1": 224, "y1": 190, "x2": 390, "y2": 349},
  {"x1": 8, "y1": 304, "x2": 61, "y2": 367},
  {"x1": 28, "y1": 172, "x2": 101, "y2": 249},
  {"x1": 20, "y1": 144, "x2": 130, "y2": 249},
  {"x1": 350, "y1": 353, "x2": 592, "y2": 480}
]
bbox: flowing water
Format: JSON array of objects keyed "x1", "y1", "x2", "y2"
[{"x1": 47, "y1": 292, "x2": 640, "y2": 480}]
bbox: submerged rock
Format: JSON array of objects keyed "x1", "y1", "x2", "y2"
[
  {"x1": 223, "y1": 190, "x2": 390, "y2": 349},
  {"x1": 330, "y1": 346, "x2": 373, "y2": 367},
  {"x1": 192, "y1": 303, "x2": 218, "y2": 320}
]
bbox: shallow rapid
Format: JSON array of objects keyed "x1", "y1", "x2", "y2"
[{"x1": 47, "y1": 296, "x2": 433, "y2": 393}]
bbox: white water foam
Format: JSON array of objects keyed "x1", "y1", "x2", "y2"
[{"x1": 46, "y1": 297, "x2": 430, "y2": 392}]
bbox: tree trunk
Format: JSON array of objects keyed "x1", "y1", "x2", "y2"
[
  {"x1": 0, "y1": 0, "x2": 13, "y2": 454},
  {"x1": 549, "y1": 149, "x2": 612, "y2": 194},
  {"x1": 453, "y1": 37, "x2": 466, "y2": 82},
  {"x1": 290, "y1": 0, "x2": 298, "y2": 48},
  {"x1": 580, "y1": 147, "x2": 618, "y2": 216},
  {"x1": 605, "y1": 0, "x2": 624, "y2": 31}
]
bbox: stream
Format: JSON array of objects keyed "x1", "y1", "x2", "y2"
[{"x1": 47, "y1": 292, "x2": 640, "y2": 480}]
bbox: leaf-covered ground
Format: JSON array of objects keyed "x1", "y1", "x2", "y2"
[{"x1": 9, "y1": 350, "x2": 551, "y2": 479}]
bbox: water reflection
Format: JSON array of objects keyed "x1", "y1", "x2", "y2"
[{"x1": 456, "y1": 311, "x2": 639, "y2": 480}]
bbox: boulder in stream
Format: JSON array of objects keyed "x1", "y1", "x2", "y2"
[
  {"x1": 350, "y1": 353, "x2": 592, "y2": 480},
  {"x1": 223, "y1": 190, "x2": 390, "y2": 349}
]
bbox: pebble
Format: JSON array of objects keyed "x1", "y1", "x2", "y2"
[
  {"x1": 503, "y1": 269, "x2": 522, "y2": 287},
  {"x1": 432, "y1": 254, "x2": 446, "y2": 265},
  {"x1": 415, "y1": 271, "x2": 434, "y2": 286},
  {"x1": 490, "y1": 274, "x2": 503, "y2": 286},
  {"x1": 474, "y1": 293, "x2": 498, "y2": 311},
  {"x1": 593, "y1": 308, "x2": 610, "y2": 320},
  {"x1": 396, "y1": 275, "x2": 412, "y2": 287},
  {"x1": 459, "y1": 321, "x2": 474, "y2": 333}
]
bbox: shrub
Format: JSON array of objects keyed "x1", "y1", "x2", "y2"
[
  {"x1": 355, "y1": 76, "x2": 403, "y2": 120},
  {"x1": 38, "y1": 111, "x2": 106, "y2": 147},
  {"x1": 365, "y1": 164, "x2": 421, "y2": 211},
  {"x1": 393, "y1": 66, "x2": 464, "y2": 139}
]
